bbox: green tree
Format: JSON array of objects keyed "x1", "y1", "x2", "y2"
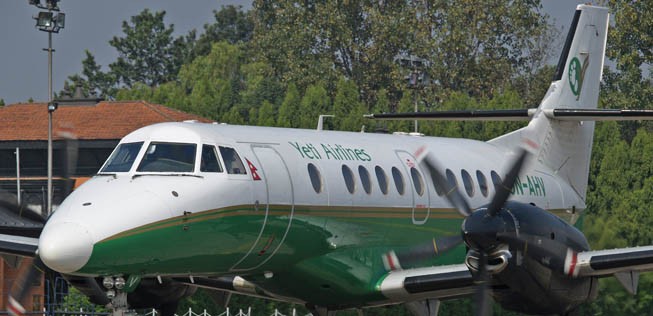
[
  {"x1": 0, "y1": 99, "x2": 4, "y2": 106},
  {"x1": 411, "y1": 0, "x2": 553, "y2": 99},
  {"x1": 61, "y1": 50, "x2": 116, "y2": 98},
  {"x1": 193, "y1": 5, "x2": 254, "y2": 57},
  {"x1": 61, "y1": 287, "x2": 107, "y2": 313},
  {"x1": 299, "y1": 83, "x2": 331, "y2": 129},
  {"x1": 252, "y1": 1, "x2": 415, "y2": 105},
  {"x1": 109, "y1": 9, "x2": 195, "y2": 88},
  {"x1": 176, "y1": 42, "x2": 244, "y2": 119},
  {"x1": 332, "y1": 77, "x2": 369, "y2": 132},
  {"x1": 277, "y1": 83, "x2": 301, "y2": 128},
  {"x1": 256, "y1": 100, "x2": 276, "y2": 126}
]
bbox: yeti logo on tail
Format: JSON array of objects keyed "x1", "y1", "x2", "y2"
[{"x1": 569, "y1": 55, "x2": 589, "y2": 100}]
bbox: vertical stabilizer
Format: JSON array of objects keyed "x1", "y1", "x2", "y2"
[{"x1": 490, "y1": 5, "x2": 609, "y2": 203}]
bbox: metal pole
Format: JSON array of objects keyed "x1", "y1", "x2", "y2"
[
  {"x1": 16, "y1": 147, "x2": 21, "y2": 204},
  {"x1": 47, "y1": 29, "x2": 53, "y2": 216},
  {"x1": 414, "y1": 92, "x2": 418, "y2": 133}
]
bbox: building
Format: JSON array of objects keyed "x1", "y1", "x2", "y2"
[
  {"x1": 0, "y1": 99, "x2": 211, "y2": 210},
  {"x1": 0, "y1": 98, "x2": 211, "y2": 312}
]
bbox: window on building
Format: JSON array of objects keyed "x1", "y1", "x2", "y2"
[
  {"x1": 410, "y1": 167, "x2": 425, "y2": 196},
  {"x1": 32, "y1": 294, "x2": 41, "y2": 312},
  {"x1": 342, "y1": 165, "x2": 356, "y2": 194},
  {"x1": 359, "y1": 166, "x2": 372, "y2": 194},
  {"x1": 392, "y1": 167, "x2": 405, "y2": 195},
  {"x1": 101, "y1": 141, "x2": 144, "y2": 173},
  {"x1": 200, "y1": 145, "x2": 223, "y2": 172},
  {"x1": 308, "y1": 163, "x2": 323, "y2": 193},
  {"x1": 477, "y1": 170, "x2": 489, "y2": 197},
  {"x1": 137, "y1": 142, "x2": 196, "y2": 172},
  {"x1": 219, "y1": 146, "x2": 247, "y2": 175},
  {"x1": 461, "y1": 169, "x2": 474, "y2": 197},
  {"x1": 375, "y1": 166, "x2": 388, "y2": 195}
]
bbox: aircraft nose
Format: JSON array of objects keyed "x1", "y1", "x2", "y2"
[{"x1": 39, "y1": 222, "x2": 94, "y2": 273}]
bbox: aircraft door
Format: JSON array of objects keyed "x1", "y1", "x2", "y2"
[
  {"x1": 395, "y1": 151, "x2": 431, "y2": 224},
  {"x1": 230, "y1": 145, "x2": 294, "y2": 271}
]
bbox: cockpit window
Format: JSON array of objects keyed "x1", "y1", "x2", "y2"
[
  {"x1": 219, "y1": 146, "x2": 247, "y2": 175},
  {"x1": 100, "y1": 142, "x2": 144, "y2": 173},
  {"x1": 201, "y1": 145, "x2": 223, "y2": 173},
  {"x1": 137, "y1": 142, "x2": 197, "y2": 172}
]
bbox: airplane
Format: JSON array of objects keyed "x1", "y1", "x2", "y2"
[{"x1": 3, "y1": 4, "x2": 653, "y2": 316}]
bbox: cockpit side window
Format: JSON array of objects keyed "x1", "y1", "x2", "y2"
[
  {"x1": 201, "y1": 145, "x2": 223, "y2": 173},
  {"x1": 100, "y1": 142, "x2": 144, "y2": 173},
  {"x1": 137, "y1": 142, "x2": 196, "y2": 172},
  {"x1": 219, "y1": 146, "x2": 247, "y2": 175}
]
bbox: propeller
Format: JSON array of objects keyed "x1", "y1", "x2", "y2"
[
  {"x1": 384, "y1": 145, "x2": 531, "y2": 315},
  {"x1": 6, "y1": 131, "x2": 80, "y2": 316}
]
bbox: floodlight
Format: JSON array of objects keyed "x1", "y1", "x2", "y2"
[
  {"x1": 45, "y1": 0, "x2": 59, "y2": 10},
  {"x1": 55, "y1": 12, "x2": 65, "y2": 29},
  {"x1": 35, "y1": 11, "x2": 53, "y2": 28}
]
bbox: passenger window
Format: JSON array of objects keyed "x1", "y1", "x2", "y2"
[
  {"x1": 445, "y1": 169, "x2": 458, "y2": 191},
  {"x1": 410, "y1": 167, "x2": 425, "y2": 196},
  {"x1": 359, "y1": 166, "x2": 372, "y2": 194},
  {"x1": 392, "y1": 167, "x2": 405, "y2": 195},
  {"x1": 491, "y1": 171, "x2": 503, "y2": 189},
  {"x1": 461, "y1": 169, "x2": 474, "y2": 197},
  {"x1": 201, "y1": 145, "x2": 223, "y2": 172},
  {"x1": 375, "y1": 166, "x2": 388, "y2": 195},
  {"x1": 308, "y1": 163, "x2": 322, "y2": 193},
  {"x1": 219, "y1": 146, "x2": 247, "y2": 175},
  {"x1": 477, "y1": 170, "x2": 489, "y2": 197},
  {"x1": 342, "y1": 165, "x2": 356, "y2": 194},
  {"x1": 137, "y1": 142, "x2": 196, "y2": 172}
]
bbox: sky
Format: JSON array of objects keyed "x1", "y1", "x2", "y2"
[{"x1": 0, "y1": 1, "x2": 580, "y2": 105}]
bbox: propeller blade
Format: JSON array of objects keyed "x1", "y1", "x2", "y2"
[
  {"x1": 473, "y1": 252, "x2": 493, "y2": 316},
  {"x1": 383, "y1": 235, "x2": 463, "y2": 271},
  {"x1": 417, "y1": 148, "x2": 472, "y2": 216},
  {"x1": 61, "y1": 133, "x2": 79, "y2": 198},
  {"x1": 486, "y1": 149, "x2": 529, "y2": 217},
  {"x1": 0, "y1": 191, "x2": 46, "y2": 227},
  {"x1": 8, "y1": 256, "x2": 44, "y2": 316}
]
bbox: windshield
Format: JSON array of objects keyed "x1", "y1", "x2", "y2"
[
  {"x1": 137, "y1": 142, "x2": 197, "y2": 173},
  {"x1": 100, "y1": 142, "x2": 144, "y2": 173}
]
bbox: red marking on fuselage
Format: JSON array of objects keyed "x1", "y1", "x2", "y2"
[{"x1": 246, "y1": 158, "x2": 262, "y2": 181}]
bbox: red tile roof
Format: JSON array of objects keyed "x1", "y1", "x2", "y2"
[{"x1": 0, "y1": 101, "x2": 213, "y2": 141}]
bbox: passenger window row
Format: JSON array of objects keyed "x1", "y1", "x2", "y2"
[{"x1": 306, "y1": 162, "x2": 504, "y2": 200}]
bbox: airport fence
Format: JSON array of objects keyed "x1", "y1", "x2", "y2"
[{"x1": 0, "y1": 307, "x2": 313, "y2": 316}]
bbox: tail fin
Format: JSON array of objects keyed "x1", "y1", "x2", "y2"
[{"x1": 490, "y1": 5, "x2": 609, "y2": 201}]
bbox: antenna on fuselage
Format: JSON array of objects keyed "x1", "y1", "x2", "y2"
[{"x1": 316, "y1": 115, "x2": 334, "y2": 131}]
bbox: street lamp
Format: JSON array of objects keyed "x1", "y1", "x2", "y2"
[{"x1": 29, "y1": 0, "x2": 65, "y2": 216}]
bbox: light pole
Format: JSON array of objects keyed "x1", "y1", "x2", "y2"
[{"x1": 30, "y1": 0, "x2": 65, "y2": 216}]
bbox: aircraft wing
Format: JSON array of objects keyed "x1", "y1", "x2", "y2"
[
  {"x1": 566, "y1": 246, "x2": 653, "y2": 277},
  {"x1": 378, "y1": 264, "x2": 478, "y2": 301},
  {"x1": 565, "y1": 246, "x2": 653, "y2": 294}
]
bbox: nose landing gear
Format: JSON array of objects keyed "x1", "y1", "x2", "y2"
[{"x1": 102, "y1": 276, "x2": 132, "y2": 316}]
